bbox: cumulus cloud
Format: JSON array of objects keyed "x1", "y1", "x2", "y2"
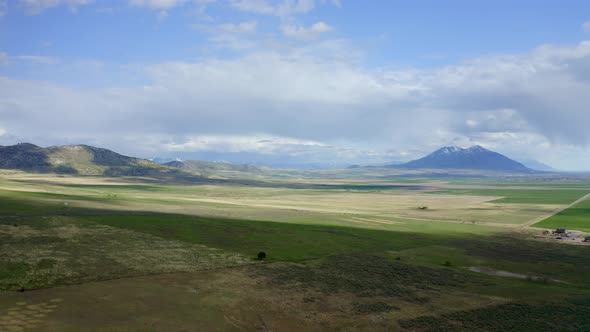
[
  {"x1": 281, "y1": 21, "x2": 333, "y2": 39},
  {"x1": 2, "y1": 40, "x2": 590, "y2": 168},
  {"x1": 20, "y1": 0, "x2": 94, "y2": 14}
]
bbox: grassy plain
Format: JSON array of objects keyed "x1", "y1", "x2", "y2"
[{"x1": 0, "y1": 170, "x2": 589, "y2": 331}]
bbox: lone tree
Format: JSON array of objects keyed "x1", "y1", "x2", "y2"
[{"x1": 257, "y1": 251, "x2": 267, "y2": 260}]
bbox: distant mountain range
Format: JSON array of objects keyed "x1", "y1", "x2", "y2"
[
  {"x1": 392, "y1": 145, "x2": 534, "y2": 173},
  {"x1": 163, "y1": 160, "x2": 263, "y2": 175},
  {"x1": 0, "y1": 143, "x2": 557, "y2": 176}
]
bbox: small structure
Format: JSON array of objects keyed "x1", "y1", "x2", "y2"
[
  {"x1": 542, "y1": 230, "x2": 551, "y2": 235},
  {"x1": 554, "y1": 228, "x2": 567, "y2": 234},
  {"x1": 584, "y1": 236, "x2": 590, "y2": 243}
]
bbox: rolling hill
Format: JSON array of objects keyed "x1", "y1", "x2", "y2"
[{"x1": 394, "y1": 145, "x2": 533, "y2": 173}]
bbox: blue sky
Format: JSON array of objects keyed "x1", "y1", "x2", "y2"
[{"x1": 1, "y1": 0, "x2": 590, "y2": 169}]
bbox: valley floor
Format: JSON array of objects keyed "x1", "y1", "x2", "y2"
[{"x1": 1, "y1": 171, "x2": 589, "y2": 331}]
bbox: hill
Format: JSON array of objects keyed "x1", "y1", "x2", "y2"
[
  {"x1": 394, "y1": 145, "x2": 533, "y2": 173},
  {"x1": 0, "y1": 143, "x2": 177, "y2": 176}
]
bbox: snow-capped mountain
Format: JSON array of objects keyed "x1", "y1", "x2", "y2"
[{"x1": 395, "y1": 145, "x2": 533, "y2": 172}]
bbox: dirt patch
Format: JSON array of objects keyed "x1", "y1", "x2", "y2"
[
  {"x1": 466, "y1": 267, "x2": 562, "y2": 283},
  {"x1": 0, "y1": 299, "x2": 63, "y2": 331},
  {"x1": 467, "y1": 266, "x2": 533, "y2": 280}
]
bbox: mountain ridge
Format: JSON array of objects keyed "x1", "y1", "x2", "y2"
[{"x1": 0, "y1": 143, "x2": 172, "y2": 176}]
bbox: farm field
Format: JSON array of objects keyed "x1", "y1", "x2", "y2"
[
  {"x1": 535, "y1": 196, "x2": 590, "y2": 232},
  {"x1": 1, "y1": 171, "x2": 590, "y2": 331}
]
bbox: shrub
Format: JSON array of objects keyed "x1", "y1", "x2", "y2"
[{"x1": 257, "y1": 251, "x2": 267, "y2": 260}]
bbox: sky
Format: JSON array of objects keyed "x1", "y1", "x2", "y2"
[{"x1": 1, "y1": 0, "x2": 590, "y2": 170}]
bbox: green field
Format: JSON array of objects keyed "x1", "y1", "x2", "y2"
[
  {"x1": 535, "y1": 197, "x2": 590, "y2": 232},
  {"x1": 1, "y1": 171, "x2": 589, "y2": 331},
  {"x1": 431, "y1": 188, "x2": 588, "y2": 204}
]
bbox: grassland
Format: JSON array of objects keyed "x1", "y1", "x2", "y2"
[{"x1": 0, "y1": 170, "x2": 589, "y2": 331}]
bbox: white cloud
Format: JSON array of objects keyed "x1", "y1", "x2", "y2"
[
  {"x1": 164, "y1": 134, "x2": 326, "y2": 154},
  {"x1": 281, "y1": 21, "x2": 333, "y2": 39},
  {"x1": 583, "y1": 21, "x2": 590, "y2": 34},
  {"x1": 194, "y1": 21, "x2": 259, "y2": 51},
  {"x1": 196, "y1": 21, "x2": 257, "y2": 34},
  {"x1": 3, "y1": 40, "x2": 590, "y2": 169},
  {"x1": 324, "y1": 0, "x2": 340, "y2": 7},
  {"x1": 20, "y1": 0, "x2": 94, "y2": 14},
  {"x1": 13, "y1": 55, "x2": 59, "y2": 64},
  {"x1": 218, "y1": 21, "x2": 258, "y2": 34},
  {"x1": 0, "y1": 0, "x2": 7, "y2": 16},
  {"x1": 128, "y1": 0, "x2": 187, "y2": 10},
  {"x1": 0, "y1": 53, "x2": 60, "y2": 66},
  {"x1": 231, "y1": 0, "x2": 315, "y2": 17}
]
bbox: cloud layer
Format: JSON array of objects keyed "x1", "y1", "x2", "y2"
[
  {"x1": 2, "y1": 39, "x2": 590, "y2": 168},
  {"x1": 2, "y1": 2, "x2": 590, "y2": 169}
]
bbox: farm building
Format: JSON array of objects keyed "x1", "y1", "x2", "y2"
[{"x1": 554, "y1": 228, "x2": 567, "y2": 234}]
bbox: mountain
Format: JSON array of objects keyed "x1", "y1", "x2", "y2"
[
  {"x1": 394, "y1": 145, "x2": 533, "y2": 173},
  {"x1": 0, "y1": 143, "x2": 177, "y2": 176},
  {"x1": 163, "y1": 160, "x2": 263, "y2": 176}
]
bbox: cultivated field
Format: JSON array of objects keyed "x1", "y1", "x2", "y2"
[{"x1": 1, "y1": 170, "x2": 589, "y2": 331}]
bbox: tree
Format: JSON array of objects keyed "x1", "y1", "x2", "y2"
[{"x1": 257, "y1": 251, "x2": 266, "y2": 260}]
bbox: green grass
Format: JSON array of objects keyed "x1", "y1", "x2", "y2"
[
  {"x1": 80, "y1": 213, "x2": 444, "y2": 261},
  {"x1": 535, "y1": 198, "x2": 590, "y2": 232},
  {"x1": 432, "y1": 188, "x2": 588, "y2": 204},
  {"x1": 79, "y1": 211, "x2": 590, "y2": 286}
]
